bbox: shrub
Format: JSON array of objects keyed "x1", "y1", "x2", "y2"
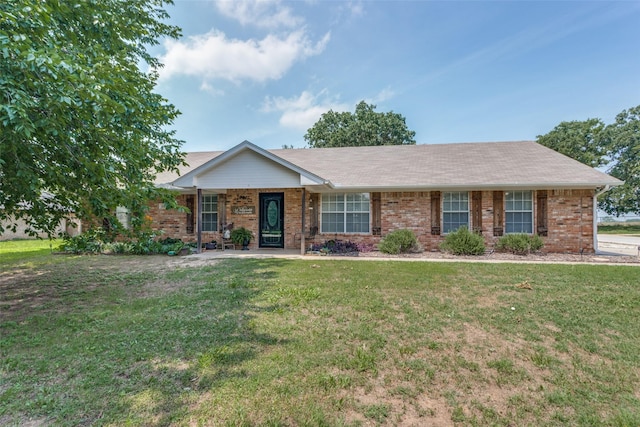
[
  {"x1": 129, "y1": 231, "x2": 162, "y2": 254},
  {"x1": 230, "y1": 227, "x2": 253, "y2": 245},
  {"x1": 439, "y1": 226, "x2": 485, "y2": 255},
  {"x1": 310, "y1": 240, "x2": 360, "y2": 254},
  {"x1": 158, "y1": 237, "x2": 184, "y2": 254},
  {"x1": 60, "y1": 228, "x2": 106, "y2": 254},
  {"x1": 355, "y1": 242, "x2": 375, "y2": 253},
  {"x1": 60, "y1": 229, "x2": 188, "y2": 255},
  {"x1": 378, "y1": 229, "x2": 418, "y2": 254},
  {"x1": 105, "y1": 241, "x2": 134, "y2": 254},
  {"x1": 495, "y1": 233, "x2": 544, "y2": 255}
]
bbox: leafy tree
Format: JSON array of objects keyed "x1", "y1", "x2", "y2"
[
  {"x1": 0, "y1": 0, "x2": 185, "y2": 237},
  {"x1": 304, "y1": 101, "x2": 416, "y2": 148},
  {"x1": 537, "y1": 105, "x2": 640, "y2": 216},
  {"x1": 599, "y1": 106, "x2": 640, "y2": 216},
  {"x1": 536, "y1": 118, "x2": 607, "y2": 168}
]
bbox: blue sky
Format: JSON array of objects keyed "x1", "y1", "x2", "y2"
[{"x1": 154, "y1": 0, "x2": 640, "y2": 152}]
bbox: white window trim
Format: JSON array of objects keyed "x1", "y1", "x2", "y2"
[
  {"x1": 505, "y1": 190, "x2": 534, "y2": 234},
  {"x1": 320, "y1": 193, "x2": 371, "y2": 234},
  {"x1": 201, "y1": 193, "x2": 219, "y2": 232},
  {"x1": 442, "y1": 191, "x2": 470, "y2": 234}
]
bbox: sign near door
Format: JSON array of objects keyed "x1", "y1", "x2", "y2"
[{"x1": 232, "y1": 206, "x2": 255, "y2": 215}]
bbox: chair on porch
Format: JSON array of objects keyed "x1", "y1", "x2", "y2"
[{"x1": 222, "y1": 222, "x2": 235, "y2": 250}]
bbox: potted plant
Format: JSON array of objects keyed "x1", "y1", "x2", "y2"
[{"x1": 230, "y1": 227, "x2": 253, "y2": 250}]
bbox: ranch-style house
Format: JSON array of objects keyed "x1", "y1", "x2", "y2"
[{"x1": 147, "y1": 140, "x2": 621, "y2": 254}]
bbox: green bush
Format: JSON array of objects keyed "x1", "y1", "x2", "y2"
[
  {"x1": 105, "y1": 241, "x2": 135, "y2": 254},
  {"x1": 439, "y1": 226, "x2": 485, "y2": 255},
  {"x1": 60, "y1": 229, "x2": 188, "y2": 255},
  {"x1": 60, "y1": 228, "x2": 106, "y2": 254},
  {"x1": 378, "y1": 229, "x2": 418, "y2": 254},
  {"x1": 230, "y1": 227, "x2": 253, "y2": 245},
  {"x1": 495, "y1": 233, "x2": 544, "y2": 254},
  {"x1": 129, "y1": 231, "x2": 163, "y2": 254}
]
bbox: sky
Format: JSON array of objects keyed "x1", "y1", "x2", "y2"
[{"x1": 153, "y1": 0, "x2": 640, "y2": 153}]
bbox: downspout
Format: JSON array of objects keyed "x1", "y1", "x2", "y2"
[
  {"x1": 197, "y1": 188, "x2": 202, "y2": 254},
  {"x1": 593, "y1": 185, "x2": 610, "y2": 253},
  {"x1": 301, "y1": 188, "x2": 306, "y2": 255}
]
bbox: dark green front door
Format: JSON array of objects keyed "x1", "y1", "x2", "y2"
[{"x1": 259, "y1": 193, "x2": 284, "y2": 248}]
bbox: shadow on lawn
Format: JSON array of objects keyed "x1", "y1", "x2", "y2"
[
  {"x1": 107, "y1": 258, "x2": 294, "y2": 426},
  {"x1": 0, "y1": 257, "x2": 293, "y2": 426}
]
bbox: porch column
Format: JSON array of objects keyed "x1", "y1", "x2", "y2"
[
  {"x1": 196, "y1": 188, "x2": 202, "y2": 254},
  {"x1": 301, "y1": 189, "x2": 306, "y2": 255}
]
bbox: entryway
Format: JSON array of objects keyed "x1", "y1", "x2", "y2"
[{"x1": 259, "y1": 192, "x2": 284, "y2": 248}]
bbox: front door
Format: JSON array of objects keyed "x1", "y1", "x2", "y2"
[{"x1": 259, "y1": 193, "x2": 284, "y2": 248}]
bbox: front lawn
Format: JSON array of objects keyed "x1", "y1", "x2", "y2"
[{"x1": 1, "y1": 241, "x2": 639, "y2": 426}]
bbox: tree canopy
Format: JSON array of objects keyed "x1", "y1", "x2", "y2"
[
  {"x1": 599, "y1": 106, "x2": 640, "y2": 216},
  {"x1": 0, "y1": 0, "x2": 185, "y2": 237},
  {"x1": 537, "y1": 105, "x2": 640, "y2": 216},
  {"x1": 304, "y1": 101, "x2": 416, "y2": 148}
]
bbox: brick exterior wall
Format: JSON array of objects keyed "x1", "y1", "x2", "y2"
[
  {"x1": 545, "y1": 189, "x2": 594, "y2": 253},
  {"x1": 146, "y1": 189, "x2": 306, "y2": 250},
  {"x1": 147, "y1": 188, "x2": 596, "y2": 254},
  {"x1": 147, "y1": 194, "x2": 192, "y2": 241}
]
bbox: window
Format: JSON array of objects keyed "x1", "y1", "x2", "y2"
[
  {"x1": 505, "y1": 191, "x2": 533, "y2": 233},
  {"x1": 442, "y1": 191, "x2": 469, "y2": 233},
  {"x1": 115, "y1": 206, "x2": 131, "y2": 230},
  {"x1": 201, "y1": 194, "x2": 218, "y2": 232},
  {"x1": 321, "y1": 193, "x2": 370, "y2": 233}
]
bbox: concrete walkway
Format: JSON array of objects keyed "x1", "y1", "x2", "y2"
[
  {"x1": 186, "y1": 244, "x2": 639, "y2": 266},
  {"x1": 598, "y1": 234, "x2": 640, "y2": 256},
  {"x1": 180, "y1": 234, "x2": 640, "y2": 265}
]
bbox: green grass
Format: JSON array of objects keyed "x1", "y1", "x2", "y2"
[
  {"x1": 598, "y1": 222, "x2": 640, "y2": 235},
  {"x1": 0, "y1": 238, "x2": 62, "y2": 265},
  {"x1": 1, "y1": 240, "x2": 639, "y2": 426}
]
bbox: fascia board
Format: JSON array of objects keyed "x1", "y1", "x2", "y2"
[{"x1": 314, "y1": 181, "x2": 623, "y2": 193}]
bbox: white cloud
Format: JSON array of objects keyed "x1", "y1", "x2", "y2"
[
  {"x1": 262, "y1": 91, "x2": 350, "y2": 130},
  {"x1": 199, "y1": 81, "x2": 225, "y2": 96},
  {"x1": 215, "y1": 0, "x2": 303, "y2": 29},
  {"x1": 367, "y1": 87, "x2": 395, "y2": 104},
  {"x1": 347, "y1": 1, "x2": 364, "y2": 17},
  {"x1": 159, "y1": 30, "x2": 330, "y2": 83}
]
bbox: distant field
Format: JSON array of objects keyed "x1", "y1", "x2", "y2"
[{"x1": 598, "y1": 222, "x2": 640, "y2": 235}]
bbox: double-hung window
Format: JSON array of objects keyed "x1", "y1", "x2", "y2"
[
  {"x1": 505, "y1": 191, "x2": 533, "y2": 233},
  {"x1": 442, "y1": 191, "x2": 469, "y2": 234},
  {"x1": 321, "y1": 193, "x2": 370, "y2": 233},
  {"x1": 201, "y1": 194, "x2": 218, "y2": 232},
  {"x1": 442, "y1": 191, "x2": 470, "y2": 233}
]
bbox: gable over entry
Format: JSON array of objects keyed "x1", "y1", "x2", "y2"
[{"x1": 170, "y1": 141, "x2": 331, "y2": 253}]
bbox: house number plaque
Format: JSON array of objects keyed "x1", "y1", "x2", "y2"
[{"x1": 232, "y1": 206, "x2": 255, "y2": 215}]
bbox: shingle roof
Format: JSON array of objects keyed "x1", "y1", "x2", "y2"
[
  {"x1": 154, "y1": 151, "x2": 223, "y2": 188},
  {"x1": 156, "y1": 141, "x2": 621, "y2": 190}
]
